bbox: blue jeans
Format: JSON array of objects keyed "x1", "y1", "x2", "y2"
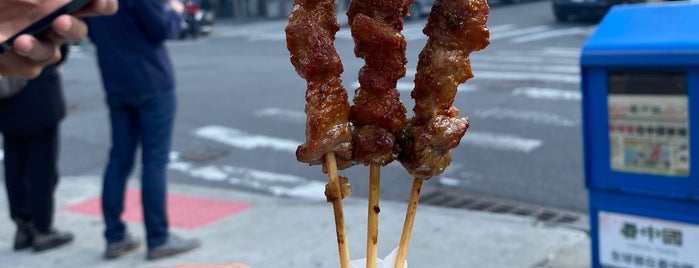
[{"x1": 102, "y1": 90, "x2": 176, "y2": 249}]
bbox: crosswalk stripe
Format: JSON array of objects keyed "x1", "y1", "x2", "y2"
[
  {"x1": 215, "y1": 22, "x2": 586, "y2": 44},
  {"x1": 472, "y1": 107, "x2": 577, "y2": 127},
  {"x1": 349, "y1": 81, "x2": 478, "y2": 92},
  {"x1": 512, "y1": 87, "x2": 581, "y2": 101},
  {"x1": 472, "y1": 70, "x2": 579, "y2": 83},
  {"x1": 339, "y1": 26, "x2": 425, "y2": 41},
  {"x1": 336, "y1": 29, "x2": 353, "y2": 40},
  {"x1": 487, "y1": 24, "x2": 518, "y2": 32},
  {"x1": 193, "y1": 124, "x2": 543, "y2": 155},
  {"x1": 463, "y1": 131, "x2": 542, "y2": 153},
  {"x1": 474, "y1": 62, "x2": 579, "y2": 74},
  {"x1": 490, "y1": 25, "x2": 552, "y2": 40},
  {"x1": 510, "y1": 27, "x2": 594, "y2": 44},
  {"x1": 169, "y1": 152, "x2": 326, "y2": 200},
  {"x1": 194, "y1": 125, "x2": 299, "y2": 152},
  {"x1": 399, "y1": 24, "x2": 518, "y2": 41},
  {"x1": 542, "y1": 47, "x2": 582, "y2": 58},
  {"x1": 471, "y1": 54, "x2": 578, "y2": 65},
  {"x1": 401, "y1": 26, "x2": 425, "y2": 37},
  {"x1": 438, "y1": 177, "x2": 462, "y2": 187}
]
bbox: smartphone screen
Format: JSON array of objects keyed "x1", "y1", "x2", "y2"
[{"x1": 0, "y1": 0, "x2": 94, "y2": 54}]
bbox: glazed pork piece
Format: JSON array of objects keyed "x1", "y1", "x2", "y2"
[
  {"x1": 285, "y1": 0, "x2": 353, "y2": 170},
  {"x1": 346, "y1": 0, "x2": 413, "y2": 166},
  {"x1": 399, "y1": 0, "x2": 490, "y2": 179}
]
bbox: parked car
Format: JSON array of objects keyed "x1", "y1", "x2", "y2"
[{"x1": 552, "y1": 0, "x2": 677, "y2": 22}]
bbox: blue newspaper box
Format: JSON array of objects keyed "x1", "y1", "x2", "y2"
[{"x1": 581, "y1": 2, "x2": 699, "y2": 268}]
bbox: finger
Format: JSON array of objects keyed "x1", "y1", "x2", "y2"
[
  {"x1": 0, "y1": 51, "x2": 50, "y2": 78},
  {"x1": 12, "y1": 34, "x2": 61, "y2": 64},
  {"x1": 51, "y1": 15, "x2": 88, "y2": 43},
  {"x1": 73, "y1": 0, "x2": 119, "y2": 17}
]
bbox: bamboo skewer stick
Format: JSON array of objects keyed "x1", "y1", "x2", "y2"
[
  {"x1": 366, "y1": 164, "x2": 381, "y2": 268},
  {"x1": 325, "y1": 153, "x2": 351, "y2": 268},
  {"x1": 394, "y1": 178, "x2": 424, "y2": 268}
]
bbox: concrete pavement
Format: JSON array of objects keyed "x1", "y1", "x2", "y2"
[{"x1": 0, "y1": 176, "x2": 590, "y2": 268}]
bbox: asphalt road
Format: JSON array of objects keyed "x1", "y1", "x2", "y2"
[{"x1": 0, "y1": 0, "x2": 599, "y2": 212}]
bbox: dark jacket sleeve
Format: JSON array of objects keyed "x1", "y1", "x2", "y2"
[{"x1": 131, "y1": 0, "x2": 182, "y2": 43}]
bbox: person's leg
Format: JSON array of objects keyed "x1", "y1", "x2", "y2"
[
  {"x1": 138, "y1": 90, "x2": 199, "y2": 260},
  {"x1": 3, "y1": 134, "x2": 33, "y2": 250},
  {"x1": 23, "y1": 125, "x2": 74, "y2": 252},
  {"x1": 102, "y1": 93, "x2": 140, "y2": 244},
  {"x1": 3, "y1": 134, "x2": 30, "y2": 223},
  {"x1": 23, "y1": 125, "x2": 59, "y2": 233},
  {"x1": 138, "y1": 90, "x2": 176, "y2": 249}
]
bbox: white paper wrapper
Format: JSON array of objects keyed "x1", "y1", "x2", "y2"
[{"x1": 350, "y1": 247, "x2": 407, "y2": 268}]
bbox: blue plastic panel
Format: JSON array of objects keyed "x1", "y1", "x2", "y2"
[
  {"x1": 589, "y1": 190, "x2": 699, "y2": 268},
  {"x1": 582, "y1": 2, "x2": 699, "y2": 67}
]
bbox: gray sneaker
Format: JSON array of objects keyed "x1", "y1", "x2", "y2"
[
  {"x1": 105, "y1": 234, "x2": 141, "y2": 259},
  {"x1": 32, "y1": 228, "x2": 74, "y2": 252},
  {"x1": 13, "y1": 220, "x2": 33, "y2": 251},
  {"x1": 146, "y1": 235, "x2": 200, "y2": 260}
]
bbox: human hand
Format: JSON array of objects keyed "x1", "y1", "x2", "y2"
[{"x1": 0, "y1": 0, "x2": 118, "y2": 78}]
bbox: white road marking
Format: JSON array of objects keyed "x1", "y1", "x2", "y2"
[
  {"x1": 490, "y1": 25, "x2": 552, "y2": 40},
  {"x1": 542, "y1": 47, "x2": 582, "y2": 58},
  {"x1": 438, "y1": 177, "x2": 461, "y2": 186},
  {"x1": 512, "y1": 87, "x2": 581, "y2": 101},
  {"x1": 189, "y1": 166, "x2": 229, "y2": 181},
  {"x1": 472, "y1": 107, "x2": 577, "y2": 127},
  {"x1": 463, "y1": 131, "x2": 542, "y2": 153},
  {"x1": 396, "y1": 81, "x2": 414, "y2": 91},
  {"x1": 488, "y1": 24, "x2": 518, "y2": 32},
  {"x1": 387, "y1": 23, "x2": 518, "y2": 41},
  {"x1": 217, "y1": 22, "x2": 587, "y2": 45},
  {"x1": 474, "y1": 62, "x2": 579, "y2": 74},
  {"x1": 407, "y1": 66, "x2": 580, "y2": 85},
  {"x1": 472, "y1": 70, "x2": 579, "y2": 83},
  {"x1": 336, "y1": 28, "x2": 353, "y2": 40},
  {"x1": 350, "y1": 81, "x2": 477, "y2": 93},
  {"x1": 453, "y1": 171, "x2": 485, "y2": 186},
  {"x1": 255, "y1": 108, "x2": 306, "y2": 123},
  {"x1": 169, "y1": 152, "x2": 326, "y2": 200},
  {"x1": 401, "y1": 25, "x2": 425, "y2": 40},
  {"x1": 510, "y1": 27, "x2": 594, "y2": 44},
  {"x1": 194, "y1": 125, "x2": 299, "y2": 153},
  {"x1": 471, "y1": 54, "x2": 578, "y2": 65},
  {"x1": 192, "y1": 122, "x2": 537, "y2": 174},
  {"x1": 0, "y1": 149, "x2": 3, "y2": 162}
]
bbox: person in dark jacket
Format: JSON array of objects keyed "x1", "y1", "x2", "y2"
[
  {"x1": 0, "y1": 45, "x2": 74, "y2": 252},
  {"x1": 86, "y1": 0, "x2": 200, "y2": 260}
]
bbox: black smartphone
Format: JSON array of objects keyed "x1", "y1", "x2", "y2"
[{"x1": 0, "y1": 0, "x2": 94, "y2": 54}]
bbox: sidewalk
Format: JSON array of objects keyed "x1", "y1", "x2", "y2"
[{"x1": 0, "y1": 176, "x2": 590, "y2": 268}]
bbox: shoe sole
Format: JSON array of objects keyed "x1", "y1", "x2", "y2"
[
  {"x1": 33, "y1": 238, "x2": 73, "y2": 252},
  {"x1": 146, "y1": 242, "x2": 201, "y2": 260},
  {"x1": 13, "y1": 242, "x2": 33, "y2": 251},
  {"x1": 105, "y1": 242, "x2": 141, "y2": 259}
]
